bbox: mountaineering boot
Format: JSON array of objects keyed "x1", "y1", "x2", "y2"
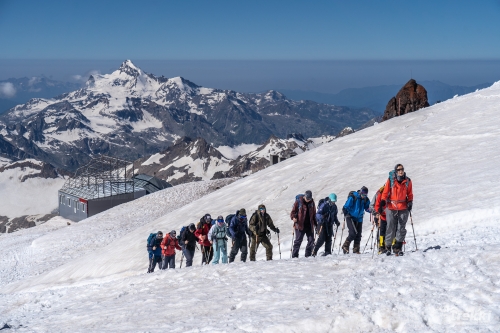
[
  {"x1": 379, "y1": 246, "x2": 387, "y2": 255},
  {"x1": 385, "y1": 246, "x2": 392, "y2": 256},
  {"x1": 312, "y1": 249, "x2": 317, "y2": 257},
  {"x1": 394, "y1": 242, "x2": 404, "y2": 256},
  {"x1": 353, "y1": 241, "x2": 361, "y2": 254},
  {"x1": 342, "y1": 239, "x2": 351, "y2": 254}
]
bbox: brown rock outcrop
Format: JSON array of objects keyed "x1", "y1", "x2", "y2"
[{"x1": 383, "y1": 79, "x2": 429, "y2": 121}]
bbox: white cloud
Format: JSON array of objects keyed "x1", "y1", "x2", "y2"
[
  {"x1": 72, "y1": 70, "x2": 101, "y2": 83},
  {"x1": 28, "y1": 77, "x2": 41, "y2": 86},
  {"x1": 0, "y1": 82, "x2": 16, "y2": 98}
]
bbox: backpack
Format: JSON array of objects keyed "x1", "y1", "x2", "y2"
[
  {"x1": 294, "y1": 194, "x2": 304, "y2": 210},
  {"x1": 388, "y1": 170, "x2": 410, "y2": 189},
  {"x1": 178, "y1": 226, "x2": 188, "y2": 242},
  {"x1": 147, "y1": 233, "x2": 156, "y2": 250},
  {"x1": 225, "y1": 214, "x2": 235, "y2": 238}
]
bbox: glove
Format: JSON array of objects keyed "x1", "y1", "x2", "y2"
[
  {"x1": 342, "y1": 207, "x2": 348, "y2": 216},
  {"x1": 224, "y1": 237, "x2": 228, "y2": 241},
  {"x1": 335, "y1": 221, "x2": 340, "y2": 227},
  {"x1": 275, "y1": 227, "x2": 280, "y2": 234},
  {"x1": 380, "y1": 200, "x2": 386, "y2": 208},
  {"x1": 407, "y1": 201, "x2": 413, "y2": 212},
  {"x1": 378, "y1": 200, "x2": 386, "y2": 214}
]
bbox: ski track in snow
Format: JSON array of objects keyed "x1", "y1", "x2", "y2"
[{"x1": 2, "y1": 82, "x2": 500, "y2": 332}]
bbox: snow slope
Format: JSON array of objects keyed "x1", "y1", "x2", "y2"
[{"x1": 2, "y1": 82, "x2": 500, "y2": 331}]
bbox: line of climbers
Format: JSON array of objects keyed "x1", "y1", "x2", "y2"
[{"x1": 146, "y1": 163, "x2": 413, "y2": 272}]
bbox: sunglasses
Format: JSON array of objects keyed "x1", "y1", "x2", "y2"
[
  {"x1": 259, "y1": 208, "x2": 265, "y2": 211},
  {"x1": 396, "y1": 168, "x2": 404, "y2": 172},
  {"x1": 217, "y1": 219, "x2": 224, "y2": 223},
  {"x1": 239, "y1": 215, "x2": 247, "y2": 219}
]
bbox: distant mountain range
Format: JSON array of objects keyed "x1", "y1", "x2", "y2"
[
  {"x1": 0, "y1": 60, "x2": 375, "y2": 172},
  {"x1": 279, "y1": 81, "x2": 492, "y2": 112},
  {"x1": 0, "y1": 77, "x2": 81, "y2": 115}
]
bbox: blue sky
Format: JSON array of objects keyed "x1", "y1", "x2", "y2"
[
  {"x1": 1, "y1": 0, "x2": 500, "y2": 92},
  {"x1": 1, "y1": 0, "x2": 500, "y2": 60}
]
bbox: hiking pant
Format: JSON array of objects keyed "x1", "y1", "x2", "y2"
[
  {"x1": 162, "y1": 254, "x2": 175, "y2": 269},
  {"x1": 201, "y1": 245, "x2": 213, "y2": 265},
  {"x1": 292, "y1": 227, "x2": 315, "y2": 258},
  {"x1": 212, "y1": 241, "x2": 228, "y2": 264},
  {"x1": 250, "y1": 234, "x2": 273, "y2": 261},
  {"x1": 229, "y1": 237, "x2": 248, "y2": 263},
  {"x1": 313, "y1": 223, "x2": 333, "y2": 255},
  {"x1": 182, "y1": 247, "x2": 195, "y2": 267},
  {"x1": 345, "y1": 216, "x2": 363, "y2": 243},
  {"x1": 148, "y1": 254, "x2": 162, "y2": 272},
  {"x1": 385, "y1": 209, "x2": 408, "y2": 247}
]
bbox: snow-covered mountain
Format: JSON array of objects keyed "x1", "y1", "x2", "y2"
[
  {"x1": 133, "y1": 134, "x2": 335, "y2": 184},
  {"x1": 2, "y1": 81, "x2": 499, "y2": 331},
  {"x1": 0, "y1": 158, "x2": 66, "y2": 233},
  {"x1": 0, "y1": 60, "x2": 376, "y2": 172}
]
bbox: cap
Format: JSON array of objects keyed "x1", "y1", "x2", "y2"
[
  {"x1": 305, "y1": 190, "x2": 313, "y2": 200},
  {"x1": 328, "y1": 193, "x2": 337, "y2": 202},
  {"x1": 217, "y1": 215, "x2": 224, "y2": 220},
  {"x1": 188, "y1": 223, "x2": 196, "y2": 231},
  {"x1": 170, "y1": 230, "x2": 176, "y2": 236},
  {"x1": 157, "y1": 231, "x2": 163, "y2": 235},
  {"x1": 258, "y1": 204, "x2": 266, "y2": 210},
  {"x1": 239, "y1": 208, "x2": 246, "y2": 216}
]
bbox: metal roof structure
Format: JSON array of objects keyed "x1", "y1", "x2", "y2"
[
  {"x1": 132, "y1": 174, "x2": 172, "y2": 194},
  {"x1": 60, "y1": 155, "x2": 141, "y2": 200}
]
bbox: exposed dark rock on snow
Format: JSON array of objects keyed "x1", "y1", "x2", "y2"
[{"x1": 382, "y1": 79, "x2": 429, "y2": 121}]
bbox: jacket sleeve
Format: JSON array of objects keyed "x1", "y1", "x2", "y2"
[
  {"x1": 364, "y1": 197, "x2": 371, "y2": 212},
  {"x1": 229, "y1": 218, "x2": 236, "y2": 238},
  {"x1": 245, "y1": 222, "x2": 252, "y2": 237},
  {"x1": 311, "y1": 201, "x2": 317, "y2": 226},
  {"x1": 374, "y1": 193, "x2": 381, "y2": 212},
  {"x1": 407, "y1": 179, "x2": 413, "y2": 202},
  {"x1": 381, "y1": 179, "x2": 391, "y2": 201},
  {"x1": 194, "y1": 228, "x2": 203, "y2": 241},
  {"x1": 160, "y1": 237, "x2": 167, "y2": 249},
  {"x1": 208, "y1": 225, "x2": 215, "y2": 241},
  {"x1": 175, "y1": 239, "x2": 182, "y2": 251},
  {"x1": 290, "y1": 199, "x2": 299, "y2": 220},
  {"x1": 267, "y1": 215, "x2": 278, "y2": 232},
  {"x1": 333, "y1": 205, "x2": 340, "y2": 225}
]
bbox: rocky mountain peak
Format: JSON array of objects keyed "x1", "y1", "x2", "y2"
[
  {"x1": 383, "y1": 79, "x2": 429, "y2": 121},
  {"x1": 119, "y1": 60, "x2": 141, "y2": 76}
]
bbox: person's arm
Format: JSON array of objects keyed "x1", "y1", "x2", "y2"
[
  {"x1": 267, "y1": 215, "x2": 278, "y2": 233},
  {"x1": 208, "y1": 225, "x2": 214, "y2": 243},
  {"x1": 311, "y1": 201, "x2": 317, "y2": 227},
  {"x1": 343, "y1": 196, "x2": 353, "y2": 215},
  {"x1": 407, "y1": 179, "x2": 413, "y2": 203},
  {"x1": 229, "y1": 218, "x2": 236, "y2": 238},
  {"x1": 175, "y1": 239, "x2": 182, "y2": 251},
  {"x1": 381, "y1": 179, "x2": 391, "y2": 202},
  {"x1": 249, "y1": 213, "x2": 257, "y2": 235},
  {"x1": 161, "y1": 237, "x2": 167, "y2": 249}
]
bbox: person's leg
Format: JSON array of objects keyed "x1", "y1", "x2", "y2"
[
  {"x1": 249, "y1": 234, "x2": 257, "y2": 261},
  {"x1": 343, "y1": 216, "x2": 356, "y2": 253},
  {"x1": 324, "y1": 224, "x2": 333, "y2": 255},
  {"x1": 212, "y1": 244, "x2": 220, "y2": 264},
  {"x1": 148, "y1": 253, "x2": 154, "y2": 273},
  {"x1": 169, "y1": 255, "x2": 176, "y2": 269},
  {"x1": 161, "y1": 255, "x2": 168, "y2": 270},
  {"x1": 229, "y1": 239, "x2": 240, "y2": 263},
  {"x1": 292, "y1": 228, "x2": 305, "y2": 258},
  {"x1": 396, "y1": 210, "x2": 408, "y2": 242},
  {"x1": 385, "y1": 210, "x2": 397, "y2": 250},
  {"x1": 260, "y1": 235, "x2": 273, "y2": 260},
  {"x1": 305, "y1": 228, "x2": 315, "y2": 257},
  {"x1": 313, "y1": 225, "x2": 326, "y2": 255},
  {"x1": 353, "y1": 221, "x2": 363, "y2": 254},
  {"x1": 221, "y1": 242, "x2": 228, "y2": 264},
  {"x1": 183, "y1": 248, "x2": 194, "y2": 267},
  {"x1": 207, "y1": 245, "x2": 214, "y2": 264},
  {"x1": 240, "y1": 237, "x2": 248, "y2": 262}
]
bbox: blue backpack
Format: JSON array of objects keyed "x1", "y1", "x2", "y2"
[
  {"x1": 147, "y1": 233, "x2": 156, "y2": 251},
  {"x1": 178, "y1": 226, "x2": 188, "y2": 241},
  {"x1": 294, "y1": 194, "x2": 304, "y2": 210}
]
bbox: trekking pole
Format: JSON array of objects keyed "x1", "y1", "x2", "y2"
[
  {"x1": 410, "y1": 211, "x2": 418, "y2": 251},
  {"x1": 180, "y1": 251, "x2": 184, "y2": 268},
  {"x1": 372, "y1": 228, "x2": 377, "y2": 259},
  {"x1": 337, "y1": 216, "x2": 346, "y2": 255},
  {"x1": 331, "y1": 224, "x2": 339, "y2": 254},
  {"x1": 290, "y1": 227, "x2": 295, "y2": 258},
  {"x1": 363, "y1": 224, "x2": 375, "y2": 253},
  {"x1": 277, "y1": 232, "x2": 282, "y2": 259}
]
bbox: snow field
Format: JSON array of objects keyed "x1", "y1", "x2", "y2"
[
  {"x1": 0, "y1": 178, "x2": 236, "y2": 286},
  {"x1": 2, "y1": 82, "x2": 500, "y2": 331}
]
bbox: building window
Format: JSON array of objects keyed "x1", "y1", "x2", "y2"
[
  {"x1": 82, "y1": 204, "x2": 86, "y2": 212},
  {"x1": 68, "y1": 198, "x2": 70, "y2": 206}
]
